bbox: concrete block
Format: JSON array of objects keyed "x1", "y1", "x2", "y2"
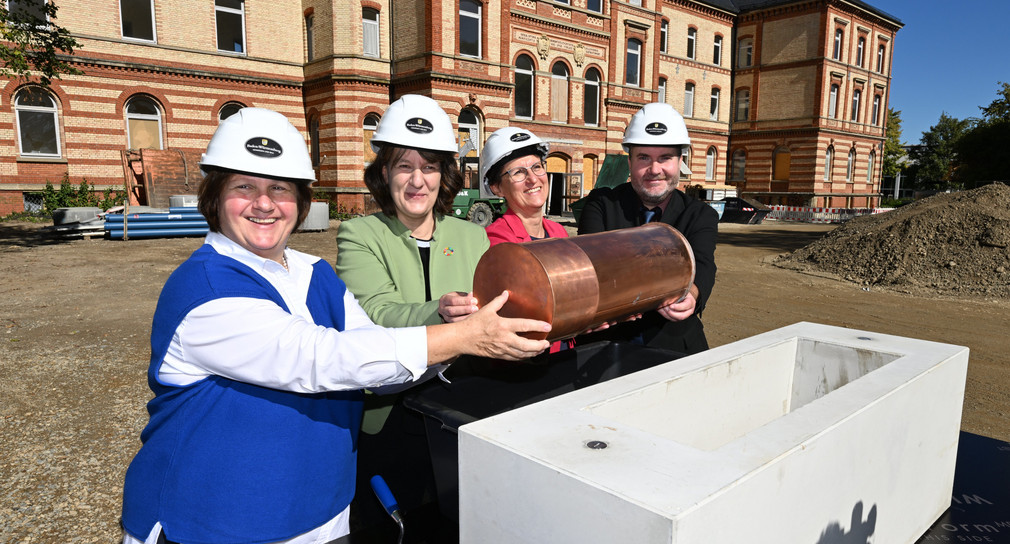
[{"x1": 458, "y1": 322, "x2": 968, "y2": 544}]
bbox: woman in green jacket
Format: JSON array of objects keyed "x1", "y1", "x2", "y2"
[{"x1": 335, "y1": 95, "x2": 489, "y2": 525}]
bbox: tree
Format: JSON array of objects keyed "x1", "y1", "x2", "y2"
[
  {"x1": 0, "y1": 1, "x2": 82, "y2": 86},
  {"x1": 881, "y1": 107, "x2": 905, "y2": 179},
  {"x1": 978, "y1": 81, "x2": 1010, "y2": 123},
  {"x1": 953, "y1": 82, "x2": 1010, "y2": 187},
  {"x1": 909, "y1": 113, "x2": 971, "y2": 190}
]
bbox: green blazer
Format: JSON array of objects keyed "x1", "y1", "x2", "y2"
[{"x1": 335, "y1": 212, "x2": 490, "y2": 327}]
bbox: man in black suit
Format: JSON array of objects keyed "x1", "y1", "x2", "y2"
[{"x1": 578, "y1": 102, "x2": 718, "y2": 354}]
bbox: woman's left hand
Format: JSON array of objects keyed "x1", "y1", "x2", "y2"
[
  {"x1": 438, "y1": 291, "x2": 479, "y2": 323},
  {"x1": 656, "y1": 289, "x2": 697, "y2": 322}
]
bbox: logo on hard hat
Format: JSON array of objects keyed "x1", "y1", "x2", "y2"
[
  {"x1": 245, "y1": 137, "x2": 283, "y2": 158},
  {"x1": 405, "y1": 117, "x2": 434, "y2": 135},
  {"x1": 644, "y1": 122, "x2": 668, "y2": 136},
  {"x1": 510, "y1": 132, "x2": 531, "y2": 143}
]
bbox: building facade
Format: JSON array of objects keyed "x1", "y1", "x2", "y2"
[{"x1": 0, "y1": 0, "x2": 901, "y2": 216}]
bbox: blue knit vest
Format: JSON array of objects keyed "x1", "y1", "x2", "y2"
[{"x1": 122, "y1": 245, "x2": 363, "y2": 544}]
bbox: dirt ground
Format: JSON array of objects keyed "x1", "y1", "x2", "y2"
[{"x1": 1, "y1": 218, "x2": 1007, "y2": 543}]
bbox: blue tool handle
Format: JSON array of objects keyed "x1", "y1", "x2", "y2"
[{"x1": 370, "y1": 475, "x2": 400, "y2": 516}]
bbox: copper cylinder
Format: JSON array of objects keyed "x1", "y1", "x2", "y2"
[{"x1": 472, "y1": 223, "x2": 696, "y2": 342}]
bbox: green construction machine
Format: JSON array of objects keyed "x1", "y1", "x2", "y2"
[{"x1": 451, "y1": 132, "x2": 507, "y2": 227}]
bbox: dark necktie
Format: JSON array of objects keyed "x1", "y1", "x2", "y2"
[{"x1": 642, "y1": 207, "x2": 660, "y2": 224}]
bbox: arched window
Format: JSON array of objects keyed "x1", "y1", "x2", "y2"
[
  {"x1": 735, "y1": 89, "x2": 750, "y2": 121},
  {"x1": 709, "y1": 87, "x2": 720, "y2": 120},
  {"x1": 584, "y1": 68, "x2": 600, "y2": 126},
  {"x1": 713, "y1": 35, "x2": 723, "y2": 65},
  {"x1": 15, "y1": 87, "x2": 61, "y2": 157},
  {"x1": 459, "y1": 0, "x2": 481, "y2": 58},
  {"x1": 309, "y1": 115, "x2": 320, "y2": 167},
  {"x1": 583, "y1": 154, "x2": 598, "y2": 191},
  {"x1": 824, "y1": 146, "x2": 834, "y2": 181},
  {"x1": 626, "y1": 38, "x2": 641, "y2": 86},
  {"x1": 551, "y1": 61, "x2": 569, "y2": 123},
  {"x1": 851, "y1": 89, "x2": 862, "y2": 122},
  {"x1": 867, "y1": 150, "x2": 876, "y2": 184},
  {"x1": 872, "y1": 95, "x2": 881, "y2": 125},
  {"x1": 219, "y1": 102, "x2": 244, "y2": 120},
  {"x1": 515, "y1": 54, "x2": 535, "y2": 119},
  {"x1": 731, "y1": 149, "x2": 746, "y2": 180},
  {"x1": 458, "y1": 108, "x2": 480, "y2": 156},
  {"x1": 684, "y1": 83, "x2": 695, "y2": 118},
  {"x1": 705, "y1": 147, "x2": 717, "y2": 180},
  {"x1": 681, "y1": 146, "x2": 692, "y2": 179},
  {"x1": 686, "y1": 27, "x2": 697, "y2": 60},
  {"x1": 773, "y1": 147, "x2": 791, "y2": 181},
  {"x1": 829, "y1": 84, "x2": 839, "y2": 118},
  {"x1": 363, "y1": 113, "x2": 379, "y2": 165},
  {"x1": 846, "y1": 148, "x2": 855, "y2": 181},
  {"x1": 737, "y1": 37, "x2": 753, "y2": 68},
  {"x1": 125, "y1": 96, "x2": 163, "y2": 150}
]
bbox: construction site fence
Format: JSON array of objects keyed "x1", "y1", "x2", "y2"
[{"x1": 766, "y1": 206, "x2": 893, "y2": 224}]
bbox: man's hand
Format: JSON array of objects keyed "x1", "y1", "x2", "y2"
[{"x1": 656, "y1": 284, "x2": 699, "y2": 322}]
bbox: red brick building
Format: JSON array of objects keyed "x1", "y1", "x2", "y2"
[{"x1": 0, "y1": 0, "x2": 900, "y2": 215}]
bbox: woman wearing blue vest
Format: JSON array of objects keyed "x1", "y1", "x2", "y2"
[{"x1": 120, "y1": 107, "x2": 550, "y2": 544}]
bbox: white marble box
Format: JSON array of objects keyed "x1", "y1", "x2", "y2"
[{"x1": 458, "y1": 322, "x2": 969, "y2": 544}]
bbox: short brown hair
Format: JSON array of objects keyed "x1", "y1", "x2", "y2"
[
  {"x1": 363, "y1": 146, "x2": 463, "y2": 218},
  {"x1": 198, "y1": 170, "x2": 314, "y2": 232}
]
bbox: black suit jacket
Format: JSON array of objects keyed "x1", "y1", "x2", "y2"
[{"x1": 577, "y1": 182, "x2": 719, "y2": 354}]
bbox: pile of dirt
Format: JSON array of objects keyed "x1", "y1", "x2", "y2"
[{"x1": 774, "y1": 182, "x2": 1010, "y2": 298}]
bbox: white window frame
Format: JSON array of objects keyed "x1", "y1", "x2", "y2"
[
  {"x1": 363, "y1": 8, "x2": 379, "y2": 58},
  {"x1": 856, "y1": 37, "x2": 865, "y2": 67},
  {"x1": 459, "y1": 0, "x2": 481, "y2": 59},
  {"x1": 737, "y1": 37, "x2": 753, "y2": 68},
  {"x1": 851, "y1": 89, "x2": 861, "y2": 122},
  {"x1": 219, "y1": 102, "x2": 244, "y2": 120},
  {"x1": 872, "y1": 94, "x2": 881, "y2": 125},
  {"x1": 867, "y1": 151, "x2": 875, "y2": 183},
  {"x1": 846, "y1": 148, "x2": 855, "y2": 181},
  {"x1": 713, "y1": 35, "x2": 723, "y2": 66},
  {"x1": 686, "y1": 27, "x2": 697, "y2": 60},
  {"x1": 705, "y1": 147, "x2": 716, "y2": 180},
  {"x1": 551, "y1": 61, "x2": 570, "y2": 123},
  {"x1": 684, "y1": 83, "x2": 695, "y2": 118},
  {"x1": 658, "y1": 77, "x2": 666, "y2": 104},
  {"x1": 626, "y1": 38, "x2": 641, "y2": 87},
  {"x1": 833, "y1": 28, "x2": 843, "y2": 60},
  {"x1": 125, "y1": 96, "x2": 164, "y2": 150},
  {"x1": 14, "y1": 87, "x2": 61, "y2": 158},
  {"x1": 215, "y1": 0, "x2": 246, "y2": 54},
  {"x1": 660, "y1": 20, "x2": 668, "y2": 54},
  {"x1": 876, "y1": 43, "x2": 886, "y2": 72},
  {"x1": 515, "y1": 55, "x2": 535, "y2": 120},
  {"x1": 829, "y1": 84, "x2": 839, "y2": 118},
  {"x1": 709, "y1": 87, "x2": 720, "y2": 121},
  {"x1": 824, "y1": 147, "x2": 834, "y2": 181},
  {"x1": 120, "y1": 0, "x2": 157, "y2": 42},
  {"x1": 584, "y1": 68, "x2": 600, "y2": 126}
]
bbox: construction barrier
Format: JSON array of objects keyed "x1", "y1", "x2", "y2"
[{"x1": 766, "y1": 205, "x2": 892, "y2": 224}]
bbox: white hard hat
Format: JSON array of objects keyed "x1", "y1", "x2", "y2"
[
  {"x1": 370, "y1": 94, "x2": 458, "y2": 154},
  {"x1": 479, "y1": 127, "x2": 549, "y2": 193},
  {"x1": 200, "y1": 107, "x2": 315, "y2": 183},
  {"x1": 622, "y1": 102, "x2": 691, "y2": 153}
]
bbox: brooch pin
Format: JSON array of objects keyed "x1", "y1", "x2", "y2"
[{"x1": 443, "y1": 247, "x2": 454, "y2": 256}]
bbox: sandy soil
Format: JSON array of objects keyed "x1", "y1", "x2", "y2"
[{"x1": 0, "y1": 218, "x2": 1006, "y2": 543}]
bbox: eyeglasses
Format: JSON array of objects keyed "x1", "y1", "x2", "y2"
[{"x1": 501, "y1": 162, "x2": 546, "y2": 183}]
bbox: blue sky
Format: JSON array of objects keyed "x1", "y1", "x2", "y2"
[{"x1": 867, "y1": 0, "x2": 1010, "y2": 144}]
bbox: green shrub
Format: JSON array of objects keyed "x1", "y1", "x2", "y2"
[{"x1": 40, "y1": 173, "x2": 128, "y2": 214}]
